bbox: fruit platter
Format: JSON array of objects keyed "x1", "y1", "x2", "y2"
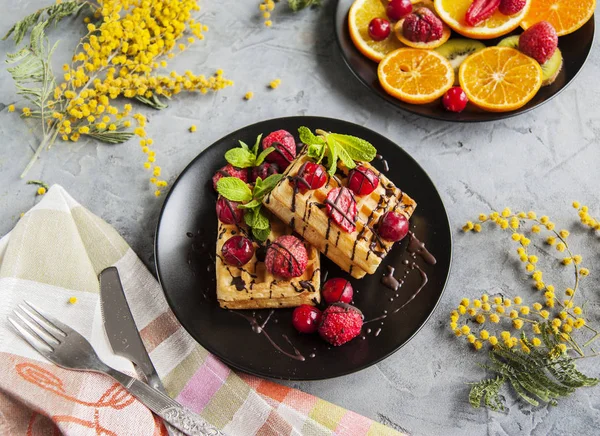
[
  {"x1": 335, "y1": 0, "x2": 595, "y2": 121},
  {"x1": 155, "y1": 117, "x2": 451, "y2": 379}
]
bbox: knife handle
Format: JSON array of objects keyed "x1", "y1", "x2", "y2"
[{"x1": 106, "y1": 368, "x2": 225, "y2": 436}]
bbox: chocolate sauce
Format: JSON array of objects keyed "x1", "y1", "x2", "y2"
[
  {"x1": 231, "y1": 276, "x2": 245, "y2": 291},
  {"x1": 231, "y1": 310, "x2": 305, "y2": 361},
  {"x1": 349, "y1": 166, "x2": 380, "y2": 194},
  {"x1": 186, "y1": 232, "x2": 194, "y2": 238},
  {"x1": 270, "y1": 141, "x2": 293, "y2": 164},
  {"x1": 392, "y1": 263, "x2": 428, "y2": 314},
  {"x1": 408, "y1": 232, "x2": 437, "y2": 265},
  {"x1": 382, "y1": 265, "x2": 402, "y2": 291},
  {"x1": 375, "y1": 154, "x2": 389, "y2": 172}
]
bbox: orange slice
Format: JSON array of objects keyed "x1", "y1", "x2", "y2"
[
  {"x1": 434, "y1": 0, "x2": 532, "y2": 39},
  {"x1": 348, "y1": 0, "x2": 405, "y2": 62},
  {"x1": 378, "y1": 48, "x2": 455, "y2": 104},
  {"x1": 459, "y1": 47, "x2": 543, "y2": 112},
  {"x1": 521, "y1": 0, "x2": 596, "y2": 36}
]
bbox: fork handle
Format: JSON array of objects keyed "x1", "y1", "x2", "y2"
[{"x1": 106, "y1": 368, "x2": 225, "y2": 436}]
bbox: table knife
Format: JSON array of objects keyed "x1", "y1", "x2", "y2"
[{"x1": 99, "y1": 267, "x2": 224, "y2": 436}]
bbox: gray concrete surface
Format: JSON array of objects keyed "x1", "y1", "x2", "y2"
[{"x1": 1, "y1": 1, "x2": 599, "y2": 435}]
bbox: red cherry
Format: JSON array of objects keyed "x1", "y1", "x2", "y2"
[
  {"x1": 386, "y1": 0, "x2": 413, "y2": 20},
  {"x1": 325, "y1": 187, "x2": 357, "y2": 233},
  {"x1": 296, "y1": 162, "x2": 327, "y2": 194},
  {"x1": 216, "y1": 196, "x2": 243, "y2": 225},
  {"x1": 347, "y1": 165, "x2": 379, "y2": 196},
  {"x1": 378, "y1": 211, "x2": 409, "y2": 242},
  {"x1": 368, "y1": 18, "x2": 391, "y2": 41},
  {"x1": 442, "y1": 87, "x2": 469, "y2": 113},
  {"x1": 292, "y1": 305, "x2": 322, "y2": 334},
  {"x1": 221, "y1": 236, "x2": 255, "y2": 267},
  {"x1": 251, "y1": 162, "x2": 279, "y2": 183},
  {"x1": 322, "y1": 278, "x2": 353, "y2": 304}
]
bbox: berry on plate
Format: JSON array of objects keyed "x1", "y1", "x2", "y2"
[
  {"x1": 325, "y1": 187, "x2": 358, "y2": 233},
  {"x1": 318, "y1": 303, "x2": 364, "y2": 346},
  {"x1": 292, "y1": 305, "x2": 322, "y2": 334},
  {"x1": 322, "y1": 278, "x2": 354, "y2": 304},
  {"x1": 216, "y1": 196, "x2": 244, "y2": 225},
  {"x1": 378, "y1": 211, "x2": 409, "y2": 242},
  {"x1": 386, "y1": 0, "x2": 412, "y2": 21},
  {"x1": 395, "y1": 7, "x2": 451, "y2": 49},
  {"x1": 519, "y1": 21, "x2": 558, "y2": 65},
  {"x1": 212, "y1": 164, "x2": 248, "y2": 191},
  {"x1": 251, "y1": 162, "x2": 279, "y2": 183},
  {"x1": 265, "y1": 235, "x2": 308, "y2": 279},
  {"x1": 498, "y1": 0, "x2": 526, "y2": 16},
  {"x1": 296, "y1": 162, "x2": 327, "y2": 194},
  {"x1": 347, "y1": 165, "x2": 379, "y2": 196},
  {"x1": 465, "y1": 0, "x2": 500, "y2": 27},
  {"x1": 368, "y1": 18, "x2": 391, "y2": 41},
  {"x1": 221, "y1": 236, "x2": 255, "y2": 267},
  {"x1": 442, "y1": 87, "x2": 468, "y2": 113},
  {"x1": 262, "y1": 130, "x2": 297, "y2": 171}
]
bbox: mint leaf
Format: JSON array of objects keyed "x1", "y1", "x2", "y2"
[
  {"x1": 224, "y1": 148, "x2": 255, "y2": 168},
  {"x1": 307, "y1": 142, "x2": 325, "y2": 163},
  {"x1": 244, "y1": 210, "x2": 256, "y2": 227},
  {"x1": 255, "y1": 146, "x2": 274, "y2": 166},
  {"x1": 299, "y1": 126, "x2": 325, "y2": 146},
  {"x1": 253, "y1": 208, "x2": 270, "y2": 230},
  {"x1": 325, "y1": 138, "x2": 338, "y2": 176},
  {"x1": 238, "y1": 199, "x2": 262, "y2": 209},
  {"x1": 252, "y1": 227, "x2": 271, "y2": 242},
  {"x1": 328, "y1": 133, "x2": 376, "y2": 162},
  {"x1": 238, "y1": 140, "x2": 250, "y2": 151},
  {"x1": 254, "y1": 174, "x2": 283, "y2": 200},
  {"x1": 216, "y1": 177, "x2": 253, "y2": 202},
  {"x1": 252, "y1": 133, "x2": 263, "y2": 155},
  {"x1": 330, "y1": 137, "x2": 356, "y2": 170}
]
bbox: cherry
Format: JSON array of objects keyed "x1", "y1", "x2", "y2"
[
  {"x1": 251, "y1": 162, "x2": 279, "y2": 183},
  {"x1": 292, "y1": 305, "x2": 322, "y2": 334},
  {"x1": 221, "y1": 236, "x2": 255, "y2": 267},
  {"x1": 386, "y1": 0, "x2": 413, "y2": 20},
  {"x1": 216, "y1": 196, "x2": 243, "y2": 225},
  {"x1": 368, "y1": 18, "x2": 391, "y2": 41},
  {"x1": 296, "y1": 162, "x2": 327, "y2": 194},
  {"x1": 347, "y1": 165, "x2": 379, "y2": 196},
  {"x1": 378, "y1": 211, "x2": 409, "y2": 242},
  {"x1": 322, "y1": 278, "x2": 354, "y2": 304},
  {"x1": 442, "y1": 87, "x2": 469, "y2": 113},
  {"x1": 325, "y1": 187, "x2": 357, "y2": 233}
]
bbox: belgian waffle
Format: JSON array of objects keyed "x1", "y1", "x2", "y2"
[
  {"x1": 263, "y1": 149, "x2": 416, "y2": 279},
  {"x1": 216, "y1": 215, "x2": 321, "y2": 309}
]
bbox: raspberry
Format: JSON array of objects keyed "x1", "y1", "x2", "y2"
[
  {"x1": 212, "y1": 164, "x2": 248, "y2": 191},
  {"x1": 262, "y1": 130, "x2": 297, "y2": 171},
  {"x1": 325, "y1": 187, "x2": 357, "y2": 233},
  {"x1": 265, "y1": 235, "x2": 308, "y2": 279},
  {"x1": 402, "y1": 8, "x2": 444, "y2": 43},
  {"x1": 318, "y1": 303, "x2": 363, "y2": 346},
  {"x1": 519, "y1": 21, "x2": 558, "y2": 64}
]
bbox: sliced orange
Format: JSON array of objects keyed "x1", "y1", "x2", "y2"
[
  {"x1": 394, "y1": 18, "x2": 452, "y2": 49},
  {"x1": 459, "y1": 47, "x2": 543, "y2": 112},
  {"x1": 378, "y1": 48, "x2": 454, "y2": 104},
  {"x1": 348, "y1": 0, "x2": 405, "y2": 62},
  {"x1": 521, "y1": 0, "x2": 596, "y2": 36},
  {"x1": 434, "y1": 0, "x2": 532, "y2": 39}
]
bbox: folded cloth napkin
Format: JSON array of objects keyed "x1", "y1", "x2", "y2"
[{"x1": 0, "y1": 185, "x2": 401, "y2": 436}]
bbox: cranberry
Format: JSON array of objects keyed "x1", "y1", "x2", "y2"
[
  {"x1": 442, "y1": 87, "x2": 469, "y2": 113},
  {"x1": 221, "y1": 236, "x2": 255, "y2": 266},
  {"x1": 347, "y1": 165, "x2": 379, "y2": 196},
  {"x1": 292, "y1": 305, "x2": 322, "y2": 334},
  {"x1": 212, "y1": 164, "x2": 248, "y2": 191},
  {"x1": 386, "y1": 0, "x2": 413, "y2": 20},
  {"x1": 378, "y1": 211, "x2": 409, "y2": 242},
  {"x1": 325, "y1": 187, "x2": 357, "y2": 233},
  {"x1": 216, "y1": 196, "x2": 243, "y2": 225},
  {"x1": 322, "y1": 278, "x2": 354, "y2": 304},
  {"x1": 368, "y1": 18, "x2": 391, "y2": 41},
  {"x1": 251, "y1": 162, "x2": 279, "y2": 183},
  {"x1": 296, "y1": 162, "x2": 327, "y2": 194}
]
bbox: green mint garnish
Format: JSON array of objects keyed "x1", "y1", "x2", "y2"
[
  {"x1": 224, "y1": 134, "x2": 274, "y2": 168},
  {"x1": 299, "y1": 127, "x2": 377, "y2": 175},
  {"x1": 216, "y1": 177, "x2": 252, "y2": 202}
]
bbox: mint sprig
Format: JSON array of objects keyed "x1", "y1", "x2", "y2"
[
  {"x1": 224, "y1": 134, "x2": 274, "y2": 168},
  {"x1": 216, "y1": 173, "x2": 284, "y2": 242},
  {"x1": 299, "y1": 127, "x2": 377, "y2": 175}
]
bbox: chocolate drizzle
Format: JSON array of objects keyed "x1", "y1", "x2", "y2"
[
  {"x1": 231, "y1": 276, "x2": 245, "y2": 291},
  {"x1": 408, "y1": 232, "x2": 437, "y2": 265},
  {"x1": 375, "y1": 154, "x2": 389, "y2": 172}
]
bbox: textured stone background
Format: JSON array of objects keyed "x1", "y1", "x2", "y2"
[{"x1": 1, "y1": 1, "x2": 599, "y2": 435}]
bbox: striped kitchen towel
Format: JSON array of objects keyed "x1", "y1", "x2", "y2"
[{"x1": 0, "y1": 185, "x2": 402, "y2": 436}]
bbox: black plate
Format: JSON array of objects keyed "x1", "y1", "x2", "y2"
[
  {"x1": 334, "y1": 0, "x2": 595, "y2": 122},
  {"x1": 155, "y1": 117, "x2": 452, "y2": 380}
]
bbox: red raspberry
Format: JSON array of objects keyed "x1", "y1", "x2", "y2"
[
  {"x1": 251, "y1": 162, "x2": 279, "y2": 183},
  {"x1": 265, "y1": 235, "x2": 308, "y2": 279},
  {"x1": 292, "y1": 305, "x2": 322, "y2": 334},
  {"x1": 402, "y1": 8, "x2": 444, "y2": 43},
  {"x1": 347, "y1": 165, "x2": 379, "y2": 196},
  {"x1": 378, "y1": 211, "x2": 409, "y2": 242},
  {"x1": 519, "y1": 21, "x2": 558, "y2": 64},
  {"x1": 216, "y1": 196, "x2": 243, "y2": 225},
  {"x1": 212, "y1": 164, "x2": 248, "y2": 191},
  {"x1": 318, "y1": 303, "x2": 363, "y2": 346},
  {"x1": 295, "y1": 162, "x2": 327, "y2": 194},
  {"x1": 262, "y1": 130, "x2": 297, "y2": 171},
  {"x1": 221, "y1": 236, "x2": 255, "y2": 267},
  {"x1": 325, "y1": 187, "x2": 357, "y2": 233},
  {"x1": 498, "y1": 0, "x2": 526, "y2": 16},
  {"x1": 322, "y1": 278, "x2": 353, "y2": 304}
]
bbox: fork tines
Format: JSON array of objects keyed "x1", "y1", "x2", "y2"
[{"x1": 9, "y1": 301, "x2": 67, "y2": 354}]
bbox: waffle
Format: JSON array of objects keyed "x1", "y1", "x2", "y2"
[
  {"x1": 263, "y1": 149, "x2": 416, "y2": 279},
  {"x1": 216, "y1": 215, "x2": 321, "y2": 309}
]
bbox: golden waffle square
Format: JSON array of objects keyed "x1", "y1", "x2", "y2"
[
  {"x1": 216, "y1": 216, "x2": 320, "y2": 309},
  {"x1": 263, "y1": 150, "x2": 416, "y2": 279}
]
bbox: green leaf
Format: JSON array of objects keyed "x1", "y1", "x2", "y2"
[
  {"x1": 238, "y1": 140, "x2": 249, "y2": 151},
  {"x1": 216, "y1": 177, "x2": 253, "y2": 202},
  {"x1": 253, "y1": 173, "x2": 283, "y2": 200},
  {"x1": 330, "y1": 136, "x2": 356, "y2": 170},
  {"x1": 135, "y1": 94, "x2": 169, "y2": 110},
  {"x1": 328, "y1": 133, "x2": 377, "y2": 162},
  {"x1": 238, "y1": 199, "x2": 262, "y2": 210},
  {"x1": 244, "y1": 209, "x2": 256, "y2": 228},
  {"x1": 252, "y1": 227, "x2": 271, "y2": 242},
  {"x1": 298, "y1": 126, "x2": 325, "y2": 146},
  {"x1": 325, "y1": 138, "x2": 338, "y2": 176},
  {"x1": 307, "y1": 142, "x2": 325, "y2": 163},
  {"x1": 253, "y1": 208, "x2": 270, "y2": 230},
  {"x1": 225, "y1": 148, "x2": 256, "y2": 168},
  {"x1": 255, "y1": 146, "x2": 274, "y2": 166},
  {"x1": 86, "y1": 131, "x2": 134, "y2": 144},
  {"x1": 288, "y1": 0, "x2": 321, "y2": 12},
  {"x1": 252, "y1": 134, "x2": 263, "y2": 155}
]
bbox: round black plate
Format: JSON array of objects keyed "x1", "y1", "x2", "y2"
[
  {"x1": 155, "y1": 116, "x2": 452, "y2": 380},
  {"x1": 334, "y1": 0, "x2": 595, "y2": 122}
]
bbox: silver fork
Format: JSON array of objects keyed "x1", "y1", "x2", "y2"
[{"x1": 9, "y1": 301, "x2": 225, "y2": 436}]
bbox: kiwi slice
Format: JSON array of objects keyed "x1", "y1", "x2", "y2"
[
  {"x1": 435, "y1": 39, "x2": 486, "y2": 84},
  {"x1": 497, "y1": 36, "x2": 563, "y2": 86}
]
